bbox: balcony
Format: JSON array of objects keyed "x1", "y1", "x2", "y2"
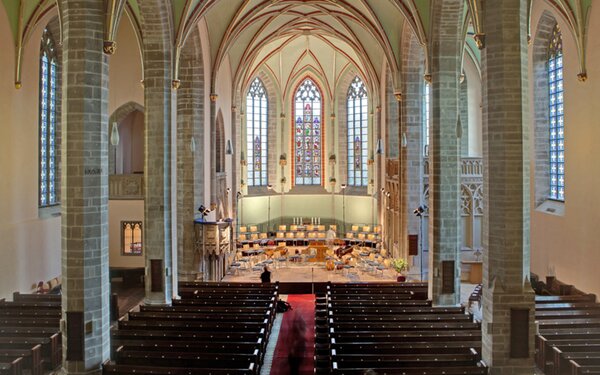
[{"x1": 109, "y1": 174, "x2": 144, "y2": 200}]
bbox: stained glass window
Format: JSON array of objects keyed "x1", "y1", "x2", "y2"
[
  {"x1": 122, "y1": 221, "x2": 143, "y2": 255},
  {"x1": 294, "y1": 79, "x2": 322, "y2": 185},
  {"x1": 39, "y1": 28, "x2": 58, "y2": 207},
  {"x1": 423, "y1": 82, "x2": 430, "y2": 156},
  {"x1": 246, "y1": 78, "x2": 268, "y2": 186},
  {"x1": 548, "y1": 24, "x2": 564, "y2": 201},
  {"x1": 347, "y1": 76, "x2": 368, "y2": 186}
]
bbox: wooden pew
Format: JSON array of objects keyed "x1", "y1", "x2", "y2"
[
  {"x1": 128, "y1": 311, "x2": 269, "y2": 323},
  {"x1": 331, "y1": 342, "x2": 481, "y2": 355},
  {"x1": 0, "y1": 317, "x2": 60, "y2": 328},
  {"x1": 0, "y1": 344, "x2": 42, "y2": 375},
  {"x1": 103, "y1": 362, "x2": 256, "y2": 375},
  {"x1": 331, "y1": 329, "x2": 482, "y2": 343},
  {"x1": 114, "y1": 344, "x2": 260, "y2": 373},
  {"x1": 328, "y1": 313, "x2": 472, "y2": 323},
  {"x1": 536, "y1": 295, "x2": 596, "y2": 304},
  {"x1": 140, "y1": 305, "x2": 272, "y2": 315},
  {"x1": 0, "y1": 357, "x2": 22, "y2": 375},
  {"x1": 118, "y1": 319, "x2": 268, "y2": 333},
  {"x1": 537, "y1": 336, "x2": 600, "y2": 371},
  {"x1": 553, "y1": 346, "x2": 600, "y2": 375},
  {"x1": 331, "y1": 362, "x2": 487, "y2": 375},
  {"x1": 0, "y1": 336, "x2": 61, "y2": 369},
  {"x1": 329, "y1": 306, "x2": 465, "y2": 315},
  {"x1": 11, "y1": 293, "x2": 61, "y2": 303},
  {"x1": 570, "y1": 360, "x2": 600, "y2": 375}
]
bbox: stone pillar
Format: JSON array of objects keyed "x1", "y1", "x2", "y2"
[
  {"x1": 140, "y1": 2, "x2": 173, "y2": 305},
  {"x1": 177, "y1": 32, "x2": 204, "y2": 282},
  {"x1": 59, "y1": 0, "x2": 110, "y2": 372},
  {"x1": 209, "y1": 93, "x2": 218, "y2": 213},
  {"x1": 428, "y1": 0, "x2": 463, "y2": 306},
  {"x1": 481, "y1": 0, "x2": 535, "y2": 373},
  {"x1": 401, "y1": 29, "x2": 425, "y2": 276}
]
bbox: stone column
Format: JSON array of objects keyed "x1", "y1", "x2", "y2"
[
  {"x1": 59, "y1": 0, "x2": 109, "y2": 372},
  {"x1": 177, "y1": 33, "x2": 204, "y2": 282},
  {"x1": 428, "y1": 0, "x2": 463, "y2": 306},
  {"x1": 141, "y1": 4, "x2": 173, "y2": 305},
  {"x1": 481, "y1": 0, "x2": 535, "y2": 373},
  {"x1": 401, "y1": 31, "x2": 425, "y2": 275},
  {"x1": 209, "y1": 93, "x2": 218, "y2": 213}
]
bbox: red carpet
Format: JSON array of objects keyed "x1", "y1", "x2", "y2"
[{"x1": 270, "y1": 294, "x2": 315, "y2": 375}]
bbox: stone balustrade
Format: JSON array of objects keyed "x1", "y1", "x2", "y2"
[{"x1": 109, "y1": 174, "x2": 144, "y2": 200}]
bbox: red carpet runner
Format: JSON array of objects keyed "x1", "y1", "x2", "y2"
[{"x1": 270, "y1": 294, "x2": 315, "y2": 375}]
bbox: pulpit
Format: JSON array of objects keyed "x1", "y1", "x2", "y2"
[{"x1": 194, "y1": 219, "x2": 233, "y2": 281}]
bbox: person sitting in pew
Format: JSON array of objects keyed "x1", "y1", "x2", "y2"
[{"x1": 260, "y1": 266, "x2": 271, "y2": 283}]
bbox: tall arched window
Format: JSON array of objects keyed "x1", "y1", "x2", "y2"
[
  {"x1": 246, "y1": 78, "x2": 268, "y2": 186},
  {"x1": 294, "y1": 78, "x2": 322, "y2": 185},
  {"x1": 39, "y1": 28, "x2": 58, "y2": 207},
  {"x1": 423, "y1": 81, "x2": 430, "y2": 156},
  {"x1": 548, "y1": 24, "x2": 564, "y2": 201},
  {"x1": 347, "y1": 76, "x2": 368, "y2": 186}
]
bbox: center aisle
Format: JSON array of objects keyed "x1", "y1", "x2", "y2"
[{"x1": 270, "y1": 294, "x2": 315, "y2": 375}]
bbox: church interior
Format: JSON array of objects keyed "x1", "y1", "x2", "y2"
[{"x1": 0, "y1": 0, "x2": 599, "y2": 374}]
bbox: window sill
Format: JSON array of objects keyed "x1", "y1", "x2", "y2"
[
  {"x1": 39, "y1": 204, "x2": 61, "y2": 219},
  {"x1": 535, "y1": 199, "x2": 564, "y2": 217}
]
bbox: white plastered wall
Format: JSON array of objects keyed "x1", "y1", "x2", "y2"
[
  {"x1": 0, "y1": 8, "x2": 61, "y2": 298},
  {"x1": 529, "y1": 2, "x2": 600, "y2": 296}
]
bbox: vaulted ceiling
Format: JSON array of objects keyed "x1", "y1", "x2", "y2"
[{"x1": 1, "y1": 0, "x2": 593, "y2": 89}]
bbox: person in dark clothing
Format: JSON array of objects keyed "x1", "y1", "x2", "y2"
[{"x1": 260, "y1": 266, "x2": 271, "y2": 283}]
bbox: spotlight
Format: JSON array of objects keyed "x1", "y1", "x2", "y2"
[
  {"x1": 236, "y1": 191, "x2": 242, "y2": 199},
  {"x1": 198, "y1": 205, "x2": 211, "y2": 216},
  {"x1": 340, "y1": 184, "x2": 347, "y2": 190},
  {"x1": 413, "y1": 205, "x2": 426, "y2": 217}
]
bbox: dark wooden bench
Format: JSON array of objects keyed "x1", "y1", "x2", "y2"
[
  {"x1": 535, "y1": 336, "x2": 600, "y2": 369},
  {"x1": 0, "y1": 302, "x2": 60, "y2": 309},
  {"x1": 172, "y1": 299, "x2": 273, "y2": 307},
  {"x1": 536, "y1": 302, "x2": 600, "y2": 311},
  {"x1": 330, "y1": 342, "x2": 481, "y2": 355},
  {"x1": 330, "y1": 321, "x2": 481, "y2": 332},
  {"x1": 129, "y1": 310, "x2": 269, "y2": 320},
  {"x1": 536, "y1": 295, "x2": 596, "y2": 304},
  {"x1": 330, "y1": 306, "x2": 465, "y2": 315},
  {"x1": 0, "y1": 345, "x2": 42, "y2": 375},
  {"x1": 140, "y1": 305, "x2": 273, "y2": 315},
  {"x1": 536, "y1": 309, "x2": 600, "y2": 319},
  {"x1": 553, "y1": 346, "x2": 600, "y2": 375},
  {"x1": 327, "y1": 300, "x2": 432, "y2": 308},
  {"x1": 0, "y1": 336, "x2": 60, "y2": 369},
  {"x1": 330, "y1": 363, "x2": 487, "y2": 375},
  {"x1": 0, "y1": 357, "x2": 22, "y2": 375},
  {"x1": 118, "y1": 319, "x2": 267, "y2": 332},
  {"x1": 11, "y1": 293, "x2": 60, "y2": 303},
  {"x1": 570, "y1": 361, "x2": 600, "y2": 375},
  {"x1": 0, "y1": 317, "x2": 60, "y2": 328},
  {"x1": 103, "y1": 362, "x2": 256, "y2": 375},
  {"x1": 331, "y1": 351, "x2": 480, "y2": 366},
  {"x1": 331, "y1": 330, "x2": 482, "y2": 343},
  {"x1": 328, "y1": 313, "x2": 472, "y2": 323},
  {"x1": 115, "y1": 346, "x2": 259, "y2": 371},
  {"x1": 0, "y1": 309, "x2": 60, "y2": 318}
]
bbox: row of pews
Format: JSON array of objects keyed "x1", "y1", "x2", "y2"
[
  {"x1": 535, "y1": 288, "x2": 600, "y2": 375},
  {"x1": 315, "y1": 282, "x2": 488, "y2": 374},
  {"x1": 103, "y1": 281, "x2": 278, "y2": 375},
  {"x1": 0, "y1": 292, "x2": 61, "y2": 375}
]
